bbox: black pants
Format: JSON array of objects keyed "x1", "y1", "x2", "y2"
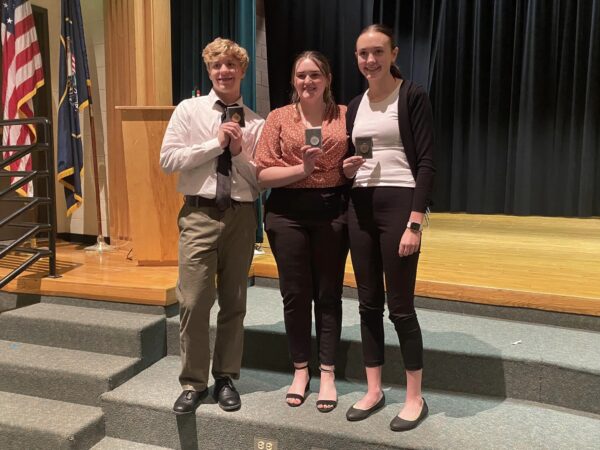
[
  {"x1": 265, "y1": 187, "x2": 349, "y2": 365},
  {"x1": 348, "y1": 187, "x2": 423, "y2": 371}
]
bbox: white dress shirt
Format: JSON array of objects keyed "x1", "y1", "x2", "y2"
[{"x1": 160, "y1": 89, "x2": 265, "y2": 202}]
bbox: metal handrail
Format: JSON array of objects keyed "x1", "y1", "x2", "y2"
[{"x1": 0, "y1": 117, "x2": 57, "y2": 287}]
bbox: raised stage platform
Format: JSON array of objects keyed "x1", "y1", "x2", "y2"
[
  {"x1": 1, "y1": 213, "x2": 599, "y2": 316},
  {"x1": 0, "y1": 241, "x2": 179, "y2": 306}
]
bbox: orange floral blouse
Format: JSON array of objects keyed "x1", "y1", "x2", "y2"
[{"x1": 254, "y1": 104, "x2": 348, "y2": 188}]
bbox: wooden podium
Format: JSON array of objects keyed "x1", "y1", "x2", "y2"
[{"x1": 116, "y1": 106, "x2": 181, "y2": 265}]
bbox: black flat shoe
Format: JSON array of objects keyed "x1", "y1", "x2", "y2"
[
  {"x1": 213, "y1": 377, "x2": 241, "y2": 411},
  {"x1": 172, "y1": 388, "x2": 208, "y2": 415},
  {"x1": 346, "y1": 393, "x2": 385, "y2": 421},
  {"x1": 390, "y1": 398, "x2": 429, "y2": 432},
  {"x1": 286, "y1": 364, "x2": 311, "y2": 407},
  {"x1": 316, "y1": 366, "x2": 337, "y2": 413}
]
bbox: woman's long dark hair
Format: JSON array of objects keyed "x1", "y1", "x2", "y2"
[
  {"x1": 358, "y1": 24, "x2": 403, "y2": 79},
  {"x1": 290, "y1": 51, "x2": 339, "y2": 122}
]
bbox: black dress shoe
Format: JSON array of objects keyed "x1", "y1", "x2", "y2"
[
  {"x1": 346, "y1": 393, "x2": 385, "y2": 421},
  {"x1": 390, "y1": 398, "x2": 429, "y2": 432},
  {"x1": 213, "y1": 377, "x2": 241, "y2": 411},
  {"x1": 173, "y1": 389, "x2": 208, "y2": 415}
]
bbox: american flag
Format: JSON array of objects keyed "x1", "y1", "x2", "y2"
[{"x1": 1, "y1": 0, "x2": 44, "y2": 197}]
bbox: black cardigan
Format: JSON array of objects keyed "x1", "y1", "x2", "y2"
[{"x1": 346, "y1": 80, "x2": 435, "y2": 213}]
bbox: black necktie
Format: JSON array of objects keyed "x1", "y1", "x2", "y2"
[{"x1": 215, "y1": 100, "x2": 238, "y2": 211}]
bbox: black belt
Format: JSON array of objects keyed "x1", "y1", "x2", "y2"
[{"x1": 185, "y1": 195, "x2": 252, "y2": 208}]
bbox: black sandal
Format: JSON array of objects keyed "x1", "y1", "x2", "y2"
[
  {"x1": 316, "y1": 366, "x2": 338, "y2": 413},
  {"x1": 286, "y1": 364, "x2": 311, "y2": 407}
]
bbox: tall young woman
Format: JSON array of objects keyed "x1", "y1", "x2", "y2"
[
  {"x1": 343, "y1": 24, "x2": 435, "y2": 431},
  {"x1": 254, "y1": 51, "x2": 349, "y2": 412}
]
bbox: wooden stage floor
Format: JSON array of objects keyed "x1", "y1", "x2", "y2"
[
  {"x1": 1, "y1": 214, "x2": 599, "y2": 316},
  {"x1": 0, "y1": 241, "x2": 179, "y2": 306}
]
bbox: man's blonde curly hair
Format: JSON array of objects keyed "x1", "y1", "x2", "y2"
[{"x1": 202, "y1": 37, "x2": 249, "y2": 72}]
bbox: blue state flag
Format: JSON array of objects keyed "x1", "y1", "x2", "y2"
[{"x1": 57, "y1": 0, "x2": 90, "y2": 215}]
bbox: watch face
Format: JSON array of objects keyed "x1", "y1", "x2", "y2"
[{"x1": 409, "y1": 222, "x2": 421, "y2": 231}]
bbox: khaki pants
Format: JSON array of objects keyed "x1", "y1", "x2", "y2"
[{"x1": 177, "y1": 201, "x2": 256, "y2": 391}]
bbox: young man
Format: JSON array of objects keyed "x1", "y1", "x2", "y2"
[{"x1": 160, "y1": 38, "x2": 264, "y2": 414}]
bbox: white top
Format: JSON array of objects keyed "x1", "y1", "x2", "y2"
[
  {"x1": 352, "y1": 82, "x2": 416, "y2": 188},
  {"x1": 160, "y1": 89, "x2": 265, "y2": 202}
]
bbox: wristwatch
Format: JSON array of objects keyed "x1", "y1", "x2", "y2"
[{"x1": 406, "y1": 221, "x2": 423, "y2": 232}]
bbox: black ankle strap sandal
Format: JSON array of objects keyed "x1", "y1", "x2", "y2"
[
  {"x1": 286, "y1": 364, "x2": 311, "y2": 407},
  {"x1": 316, "y1": 366, "x2": 338, "y2": 413}
]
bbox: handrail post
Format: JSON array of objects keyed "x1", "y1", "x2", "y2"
[{"x1": 43, "y1": 118, "x2": 57, "y2": 277}]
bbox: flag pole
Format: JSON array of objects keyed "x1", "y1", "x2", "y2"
[{"x1": 84, "y1": 86, "x2": 113, "y2": 252}]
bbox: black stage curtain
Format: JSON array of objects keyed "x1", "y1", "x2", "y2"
[
  {"x1": 264, "y1": 0, "x2": 374, "y2": 108},
  {"x1": 265, "y1": 0, "x2": 600, "y2": 217},
  {"x1": 171, "y1": 0, "x2": 236, "y2": 103}
]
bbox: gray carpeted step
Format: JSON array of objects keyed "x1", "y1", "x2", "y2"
[
  {"x1": 168, "y1": 285, "x2": 600, "y2": 414},
  {"x1": 166, "y1": 316, "x2": 180, "y2": 356},
  {"x1": 101, "y1": 356, "x2": 600, "y2": 450},
  {"x1": 254, "y1": 276, "x2": 600, "y2": 332},
  {"x1": 0, "y1": 303, "x2": 165, "y2": 364},
  {"x1": 0, "y1": 291, "x2": 38, "y2": 314},
  {"x1": 92, "y1": 437, "x2": 174, "y2": 450},
  {"x1": 0, "y1": 391, "x2": 104, "y2": 450},
  {"x1": 0, "y1": 340, "x2": 139, "y2": 406}
]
